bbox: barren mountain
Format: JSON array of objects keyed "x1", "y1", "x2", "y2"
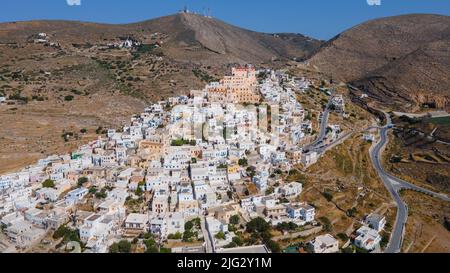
[
  {"x1": 352, "y1": 38, "x2": 450, "y2": 109},
  {"x1": 0, "y1": 13, "x2": 321, "y2": 64},
  {"x1": 307, "y1": 14, "x2": 450, "y2": 110}
]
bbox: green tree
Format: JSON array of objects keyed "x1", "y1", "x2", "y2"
[
  {"x1": 109, "y1": 243, "x2": 120, "y2": 253},
  {"x1": 182, "y1": 229, "x2": 195, "y2": 242},
  {"x1": 232, "y1": 236, "x2": 243, "y2": 246},
  {"x1": 77, "y1": 177, "x2": 88, "y2": 187},
  {"x1": 95, "y1": 189, "x2": 107, "y2": 199},
  {"x1": 246, "y1": 217, "x2": 270, "y2": 233},
  {"x1": 160, "y1": 247, "x2": 172, "y2": 253},
  {"x1": 143, "y1": 232, "x2": 153, "y2": 240},
  {"x1": 144, "y1": 238, "x2": 158, "y2": 253},
  {"x1": 42, "y1": 179, "x2": 55, "y2": 188},
  {"x1": 135, "y1": 186, "x2": 143, "y2": 196},
  {"x1": 168, "y1": 232, "x2": 182, "y2": 240},
  {"x1": 116, "y1": 240, "x2": 132, "y2": 253},
  {"x1": 215, "y1": 231, "x2": 226, "y2": 240},
  {"x1": 238, "y1": 158, "x2": 248, "y2": 167},
  {"x1": 185, "y1": 221, "x2": 194, "y2": 231},
  {"x1": 230, "y1": 215, "x2": 240, "y2": 225},
  {"x1": 89, "y1": 187, "x2": 98, "y2": 194},
  {"x1": 266, "y1": 240, "x2": 281, "y2": 253}
]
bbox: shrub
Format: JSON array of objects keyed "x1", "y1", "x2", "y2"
[
  {"x1": 337, "y1": 233, "x2": 349, "y2": 241},
  {"x1": 215, "y1": 231, "x2": 226, "y2": 240},
  {"x1": 322, "y1": 191, "x2": 333, "y2": 202},
  {"x1": 319, "y1": 216, "x2": 333, "y2": 232},
  {"x1": 346, "y1": 207, "x2": 358, "y2": 217},
  {"x1": 182, "y1": 229, "x2": 195, "y2": 242},
  {"x1": 266, "y1": 240, "x2": 281, "y2": 253},
  {"x1": 95, "y1": 189, "x2": 107, "y2": 199},
  {"x1": 277, "y1": 222, "x2": 298, "y2": 232},
  {"x1": 42, "y1": 179, "x2": 55, "y2": 188},
  {"x1": 64, "y1": 95, "x2": 74, "y2": 101},
  {"x1": 184, "y1": 221, "x2": 194, "y2": 231},
  {"x1": 232, "y1": 236, "x2": 243, "y2": 246},
  {"x1": 246, "y1": 217, "x2": 270, "y2": 233},
  {"x1": 110, "y1": 240, "x2": 131, "y2": 253},
  {"x1": 168, "y1": 232, "x2": 182, "y2": 240},
  {"x1": 238, "y1": 158, "x2": 248, "y2": 167},
  {"x1": 77, "y1": 177, "x2": 88, "y2": 187},
  {"x1": 230, "y1": 215, "x2": 240, "y2": 225}
]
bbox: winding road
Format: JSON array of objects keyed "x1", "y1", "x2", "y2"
[
  {"x1": 369, "y1": 112, "x2": 450, "y2": 253},
  {"x1": 304, "y1": 88, "x2": 335, "y2": 152},
  {"x1": 301, "y1": 84, "x2": 449, "y2": 253}
]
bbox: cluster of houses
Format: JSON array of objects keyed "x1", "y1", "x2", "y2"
[
  {"x1": 0, "y1": 66, "x2": 332, "y2": 253},
  {"x1": 307, "y1": 213, "x2": 386, "y2": 253},
  {"x1": 27, "y1": 33, "x2": 60, "y2": 48},
  {"x1": 106, "y1": 37, "x2": 142, "y2": 49}
]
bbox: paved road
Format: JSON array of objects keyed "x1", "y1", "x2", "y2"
[
  {"x1": 315, "y1": 131, "x2": 353, "y2": 154},
  {"x1": 304, "y1": 88, "x2": 335, "y2": 152},
  {"x1": 369, "y1": 113, "x2": 450, "y2": 253},
  {"x1": 200, "y1": 217, "x2": 214, "y2": 253}
]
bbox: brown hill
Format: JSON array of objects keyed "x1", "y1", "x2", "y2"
[
  {"x1": 352, "y1": 38, "x2": 450, "y2": 109},
  {"x1": 307, "y1": 14, "x2": 450, "y2": 110},
  {"x1": 0, "y1": 13, "x2": 321, "y2": 175},
  {"x1": 0, "y1": 13, "x2": 321, "y2": 64}
]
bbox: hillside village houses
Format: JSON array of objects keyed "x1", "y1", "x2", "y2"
[{"x1": 0, "y1": 65, "x2": 333, "y2": 253}]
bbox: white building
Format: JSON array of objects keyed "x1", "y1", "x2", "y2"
[
  {"x1": 206, "y1": 216, "x2": 228, "y2": 235},
  {"x1": 354, "y1": 226, "x2": 382, "y2": 251},
  {"x1": 166, "y1": 212, "x2": 185, "y2": 235},
  {"x1": 301, "y1": 151, "x2": 318, "y2": 167},
  {"x1": 286, "y1": 203, "x2": 315, "y2": 223},
  {"x1": 124, "y1": 213, "x2": 149, "y2": 232},
  {"x1": 280, "y1": 182, "x2": 303, "y2": 198},
  {"x1": 65, "y1": 188, "x2": 89, "y2": 205},
  {"x1": 309, "y1": 234, "x2": 339, "y2": 253}
]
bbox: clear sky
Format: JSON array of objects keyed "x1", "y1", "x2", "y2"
[{"x1": 1, "y1": 0, "x2": 449, "y2": 40}]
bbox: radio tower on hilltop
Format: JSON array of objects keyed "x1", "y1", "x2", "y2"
[
  {"x1": 202, "y1": 7, "x2": 212, "y2": 18},
  {"x1": 180, "y1": 5, "x2": 190, "y2": 14}
]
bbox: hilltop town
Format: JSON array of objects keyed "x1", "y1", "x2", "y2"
[{"x1": 0, "y1": 65, "x2": 390, "y2": 254}]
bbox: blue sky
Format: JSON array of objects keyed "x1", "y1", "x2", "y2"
[{"x1": 1, "y1": 0, "x2": 449, "y2": 40}]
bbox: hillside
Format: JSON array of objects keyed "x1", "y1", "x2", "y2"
[
  {"x1": 0, "y1": 13, "x2": 321, "y2": 175},
  {"x1": 0, "y1": 13, "x2": 321, "y2": 64},
  {"x1": 307, "y1": 14, "x2": 450, "y2": 110}
]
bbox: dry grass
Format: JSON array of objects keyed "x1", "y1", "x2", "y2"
[{"x1": 401, "y1": 191, "x2": 450, "y2": 253}]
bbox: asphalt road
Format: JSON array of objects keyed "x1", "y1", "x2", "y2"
[
  {"x1": 370, "y1": 113, "x2": 450, "y2": 253},
  {"x1": 304, "y1": 88, "x2": 335, "y2": 152},
  {"x1": 200, "y1": 217, "x2": 215, "y2": 253}
]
